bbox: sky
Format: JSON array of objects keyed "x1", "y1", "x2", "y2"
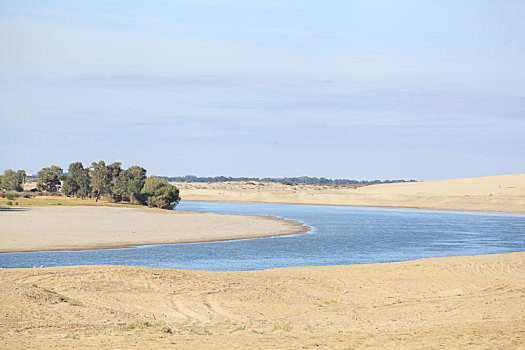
[{"x1": 1, "y1": 0, "x2": 524, "y2": 181}]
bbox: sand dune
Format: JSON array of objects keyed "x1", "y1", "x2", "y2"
[
  {"x1": 1, "y1": 252, "x2": 523, "y2": 349},
  {"x1": 0, "y1": 206, "x2": 307, "y2": 253},
  {"x1": 172, "y1": 174, "x2": 525, "y2": 213},
  {"x1": 1, "y1": 175, "x2": 523, "y2": 349}
]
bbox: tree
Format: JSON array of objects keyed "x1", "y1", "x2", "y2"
[
  {"x1": 90, "y1": 161, "x2": 112, "y2": 202},
  {"x1": 17, "y1": 170, "x2": 26, "y2": 190},
  {"x1": 0, "y1": 169, "x2": 26, "y2": 191},
  {"x1": 62, "y1": 162, "x2": 91, "y2": 198},
  {"x1": 36, "y1": 166, "x2": 63, "y2": 192},
  {"x1": 105, "y1": 162, "x2": 123, "y2": 202},
  {"x1": 89, "y1": 161, "x2": 148, "y2": 203},
  {"x1": 118, "y1": 165, "x2": 147, "y2": 203},
  {"x1": 140, "y1": 177, "x2": 180, "y2": 209}
]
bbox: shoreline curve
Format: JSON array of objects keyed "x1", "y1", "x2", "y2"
[
  {"x1": 1, "y1": 251, "x2": 523, "y2": 349},
  {"x1": 0, "y1": 206, "x2": 309, "y2": 254}
]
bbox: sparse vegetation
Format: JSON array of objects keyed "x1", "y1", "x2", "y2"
[
  {"x1": 160, "y1": 325, "x2": 173, "y2": 334},
  {"x1": 230, "y1": 325, "x2": 246, "y2": 334},
  {"x1": 0, "y1": 195, "x2": 140, "y2": 208},
  {"x1": 119, "y1": 320, "x2": 175, "y2": 335},
  {"x1": 32, "y1": 284, "x2": 83, "y2": 306},
  {"x1": 175, "y1": 325, "x2": 212, "y2": 335},
  {"x1": 121, "y1": 320, "x2": 152, "y2": 331},
  {"x1": 271, "y1": 323, "x2": 292, "y2": 332},
  {"x1": 1, "y1": 160, "x2": 180, "y2": 210},
  {"x1": 64, "y1": 332, "x2": 79, "y2": 340}
]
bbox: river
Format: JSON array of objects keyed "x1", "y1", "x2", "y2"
[{"x1": 1, "y1": 201, "x2": 524, "y2": 270}]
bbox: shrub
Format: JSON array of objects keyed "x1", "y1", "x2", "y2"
[{"x1": 140, "y1": 177, "x2": 180, "y2": 209}]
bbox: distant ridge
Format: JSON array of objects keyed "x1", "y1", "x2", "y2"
[
  {"x1": 171, "y1": 174, "x2": 525, "y2": 213},
  {"x1": 161, "y1": 175, "x2": 417, "y2": 185}
]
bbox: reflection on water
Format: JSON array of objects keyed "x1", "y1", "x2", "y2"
[{"x1": 1, "y1": 201, "x2": 524, "y2": 271}]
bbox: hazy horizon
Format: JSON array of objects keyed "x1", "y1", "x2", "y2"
[
  {"x1": 1, "y1": 1, "x2": 524, "y2": 181},
  {"x1": 16, "y1": 166, "x2": 522, "y2": 183}
]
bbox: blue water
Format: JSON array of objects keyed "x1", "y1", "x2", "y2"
[{"x1": 1, "y1": 201, "x2": 524, "y2": 270}]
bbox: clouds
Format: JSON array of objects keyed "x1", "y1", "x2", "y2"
[
  {"x1": 75, "y1": 74, "x2": 255, "y2": 88},
  {"x1": 0, "y1": 1, "x2": 524, "y2": 179}
]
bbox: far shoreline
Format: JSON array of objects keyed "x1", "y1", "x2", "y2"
[
  {"x1": 180, "y1": 198, "x2": 525, "y2": 216},
  {"x1": 172, "y1": 174, "x2": 525, "y2": 214}
]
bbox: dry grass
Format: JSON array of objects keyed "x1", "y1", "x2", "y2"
[{"x1": 0, "y1": 195, "x2": 141, "y2": 209}]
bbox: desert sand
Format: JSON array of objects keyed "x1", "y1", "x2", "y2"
[
  {"x1": 0, "y1": 252, "x2": 523, "y2": 349},
  {"x1": 1, "y1": 175, "x2": 524, "y2": 348},
  {"x1": 171, "y1": 174, "x2": 525, "y2": 213},
  {"x1": 0, "y1": 206, "x2": 307, "y2": 253}
]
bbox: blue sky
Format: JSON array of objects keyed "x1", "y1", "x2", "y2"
[{"x1": 1, "y1": 0, "x2": 524, "y2": 180}]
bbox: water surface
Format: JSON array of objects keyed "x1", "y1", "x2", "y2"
[{"x1": 1, "y1": 201, "x2": 524, "y2": 270}]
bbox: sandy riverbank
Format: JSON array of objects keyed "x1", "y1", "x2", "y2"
[
  {"x1": 171, "y1": 174, "x2": 525, "y2": 213},
  {"x1": 0, "y1": 206, "x2": 307, "y2": 253},
  {"x1": 1, "y1": 252, "x2": 523, "y2": 349}
]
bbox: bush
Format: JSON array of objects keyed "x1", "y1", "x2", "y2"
[{"x1": 140, "y1": 177, "x2": 180, "y2": 209}]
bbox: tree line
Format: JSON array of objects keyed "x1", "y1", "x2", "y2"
[
  {"x1": 0, "y1": 161, "x2": 180, "y2": 210},
  {"x1": 164, "y1": 175, "x2": 417, "y2": 185}
]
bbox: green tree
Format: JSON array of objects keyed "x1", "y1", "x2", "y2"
[
  {"x1": 62, "y1": 162, "x2": 91, "y2": 198},
  {"x1": 89, "y1": 161, "x2": 147, "y2": 203},
  {"x1": 124, "y1": 166, "x2": 147, "y2": 203},
  {"x1": 140, "y1": 177, "x2": 180, "y2": 209},
  {"x1": 90, "y1": 161, "x2": 112, "y2": 202},
  {"x1": 17, "y1": 170, "x2": 26, "y2": 191},
  {"x1": 36, "y1": 166, "x2": 63, "y2": 192},
  {"x1": 105, "y1": 162, "x2": 123, "y2": 202},
  {"x1": 113, "y1": 165, "x2": 147, "y2": 203},
  {"x1": 0, "y1": 169, "x2": 26, "y2": 191}
]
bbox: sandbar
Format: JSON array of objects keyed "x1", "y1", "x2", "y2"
[{"x1": 0, "y1": 206, "x2": 307, "y2": 253}]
